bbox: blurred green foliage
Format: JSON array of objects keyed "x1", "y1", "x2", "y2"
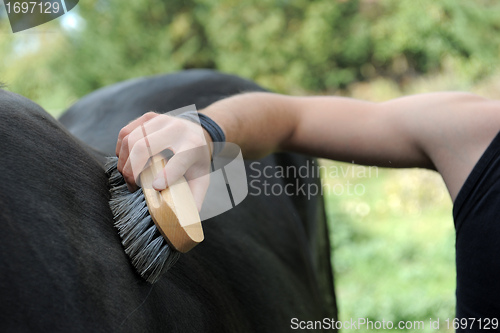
[
  {"x1": 322, "y1": 162, "x2": 455, "y2": 332},
  {"x1": 2, "y1": 0, "x2": 500, "y2": 105}
]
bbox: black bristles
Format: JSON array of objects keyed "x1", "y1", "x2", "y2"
[{"x1": 106, "y1": 157, "x2": 180, "y2": 283}]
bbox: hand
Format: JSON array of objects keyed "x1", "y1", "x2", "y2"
[{"x1": 115, "y1": 112, "x2": 212, "y2": 211}]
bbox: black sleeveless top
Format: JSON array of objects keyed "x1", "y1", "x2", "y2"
[{"x1": 453, "y1": 131, "x2": 500, "y2": 329}]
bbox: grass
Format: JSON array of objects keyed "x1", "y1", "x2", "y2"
[{"x1": 322, "y1": 162, "x2": 456, "y2": 332}]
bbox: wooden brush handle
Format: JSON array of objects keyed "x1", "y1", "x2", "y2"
[{"x1": 140, "y1": 155, "x2": 204, "y2": 253}]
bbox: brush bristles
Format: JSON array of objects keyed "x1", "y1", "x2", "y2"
[{"x1": 106, "y1": 157, "x2": 180, "y2": 283}]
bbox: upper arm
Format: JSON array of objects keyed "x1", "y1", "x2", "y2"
[{"x1": 383, "y1": 92, "x2": 500, "y2": 200}]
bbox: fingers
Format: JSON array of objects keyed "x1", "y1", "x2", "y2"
[
  {"x1": 116, "y1": 112, "x2": 159, "y2": 157},
  {"x1": 117, "y1": 113, "x2": 210, "y2": 198},
  {"x1": 152, "y1": 148, "x2": 211, "y2": 213},
  {"x1": 152, "y1": 145, "x2": 210, "y2": 191},
  {"x1": 116, "y1": 112, "x2": 161, "y2": 182},
  {"x1": 120, "y1": 121, "x2": 203, "y2": 188},
  {"x1": 120, "y1": 137, "x2": 152, "y2": 190},
  {"x1": 118, "y1": 114, "x2": 178, "y2": 186}
]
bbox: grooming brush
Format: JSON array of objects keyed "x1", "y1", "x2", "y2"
[{"x1": 106, "y1": 155, "x2": 204, "y2": 283}]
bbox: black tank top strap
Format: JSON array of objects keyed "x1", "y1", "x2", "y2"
[{"x1": 453, "y1": 130, "x2": 500, "y2": 230}]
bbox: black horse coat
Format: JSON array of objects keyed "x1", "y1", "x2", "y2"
[{"x1": 0, "y1": 70, "x2": 337, "y2": 332}]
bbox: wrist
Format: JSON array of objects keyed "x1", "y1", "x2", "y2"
[{"x1": 176, "y1": 110, "x2": 225, "y2": 158}]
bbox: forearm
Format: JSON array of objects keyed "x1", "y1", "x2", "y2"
[
  {"x1": 202, "y1": 92, "x2": 483, "y2": 171},
  {"x1": 201, "y1": 92, "x2": 388, "y2": 164},
  {"x1": 201, "y1": 92, "x2": 299, "y2": 159},
  {"x1": 281, "y1": 96, "x2": 390, "y2": 164}
]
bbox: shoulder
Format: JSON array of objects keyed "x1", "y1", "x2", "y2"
[{"x1": 410, "y1": 92, "x2": 500, "y2": 201}]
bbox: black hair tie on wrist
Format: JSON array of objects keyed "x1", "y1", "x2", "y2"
[{"x1": 177, "y1": 111, "x2": 226, "y2": 157}]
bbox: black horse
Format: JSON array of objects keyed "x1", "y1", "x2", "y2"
[{"x1": 0, "y1": 70, "x2": 336, "y2": 332}]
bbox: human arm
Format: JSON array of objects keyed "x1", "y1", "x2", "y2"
[
  {"x1": 116, "y1": 91, "x2": 500, "y2": 205},
  {"x1": 202, "y1": 91, "x2": 500, "y2": 201}
]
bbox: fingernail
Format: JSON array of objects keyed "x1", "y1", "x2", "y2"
[{"x1": 153, "y1": 178, "x2": 166, "y2": 191}]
